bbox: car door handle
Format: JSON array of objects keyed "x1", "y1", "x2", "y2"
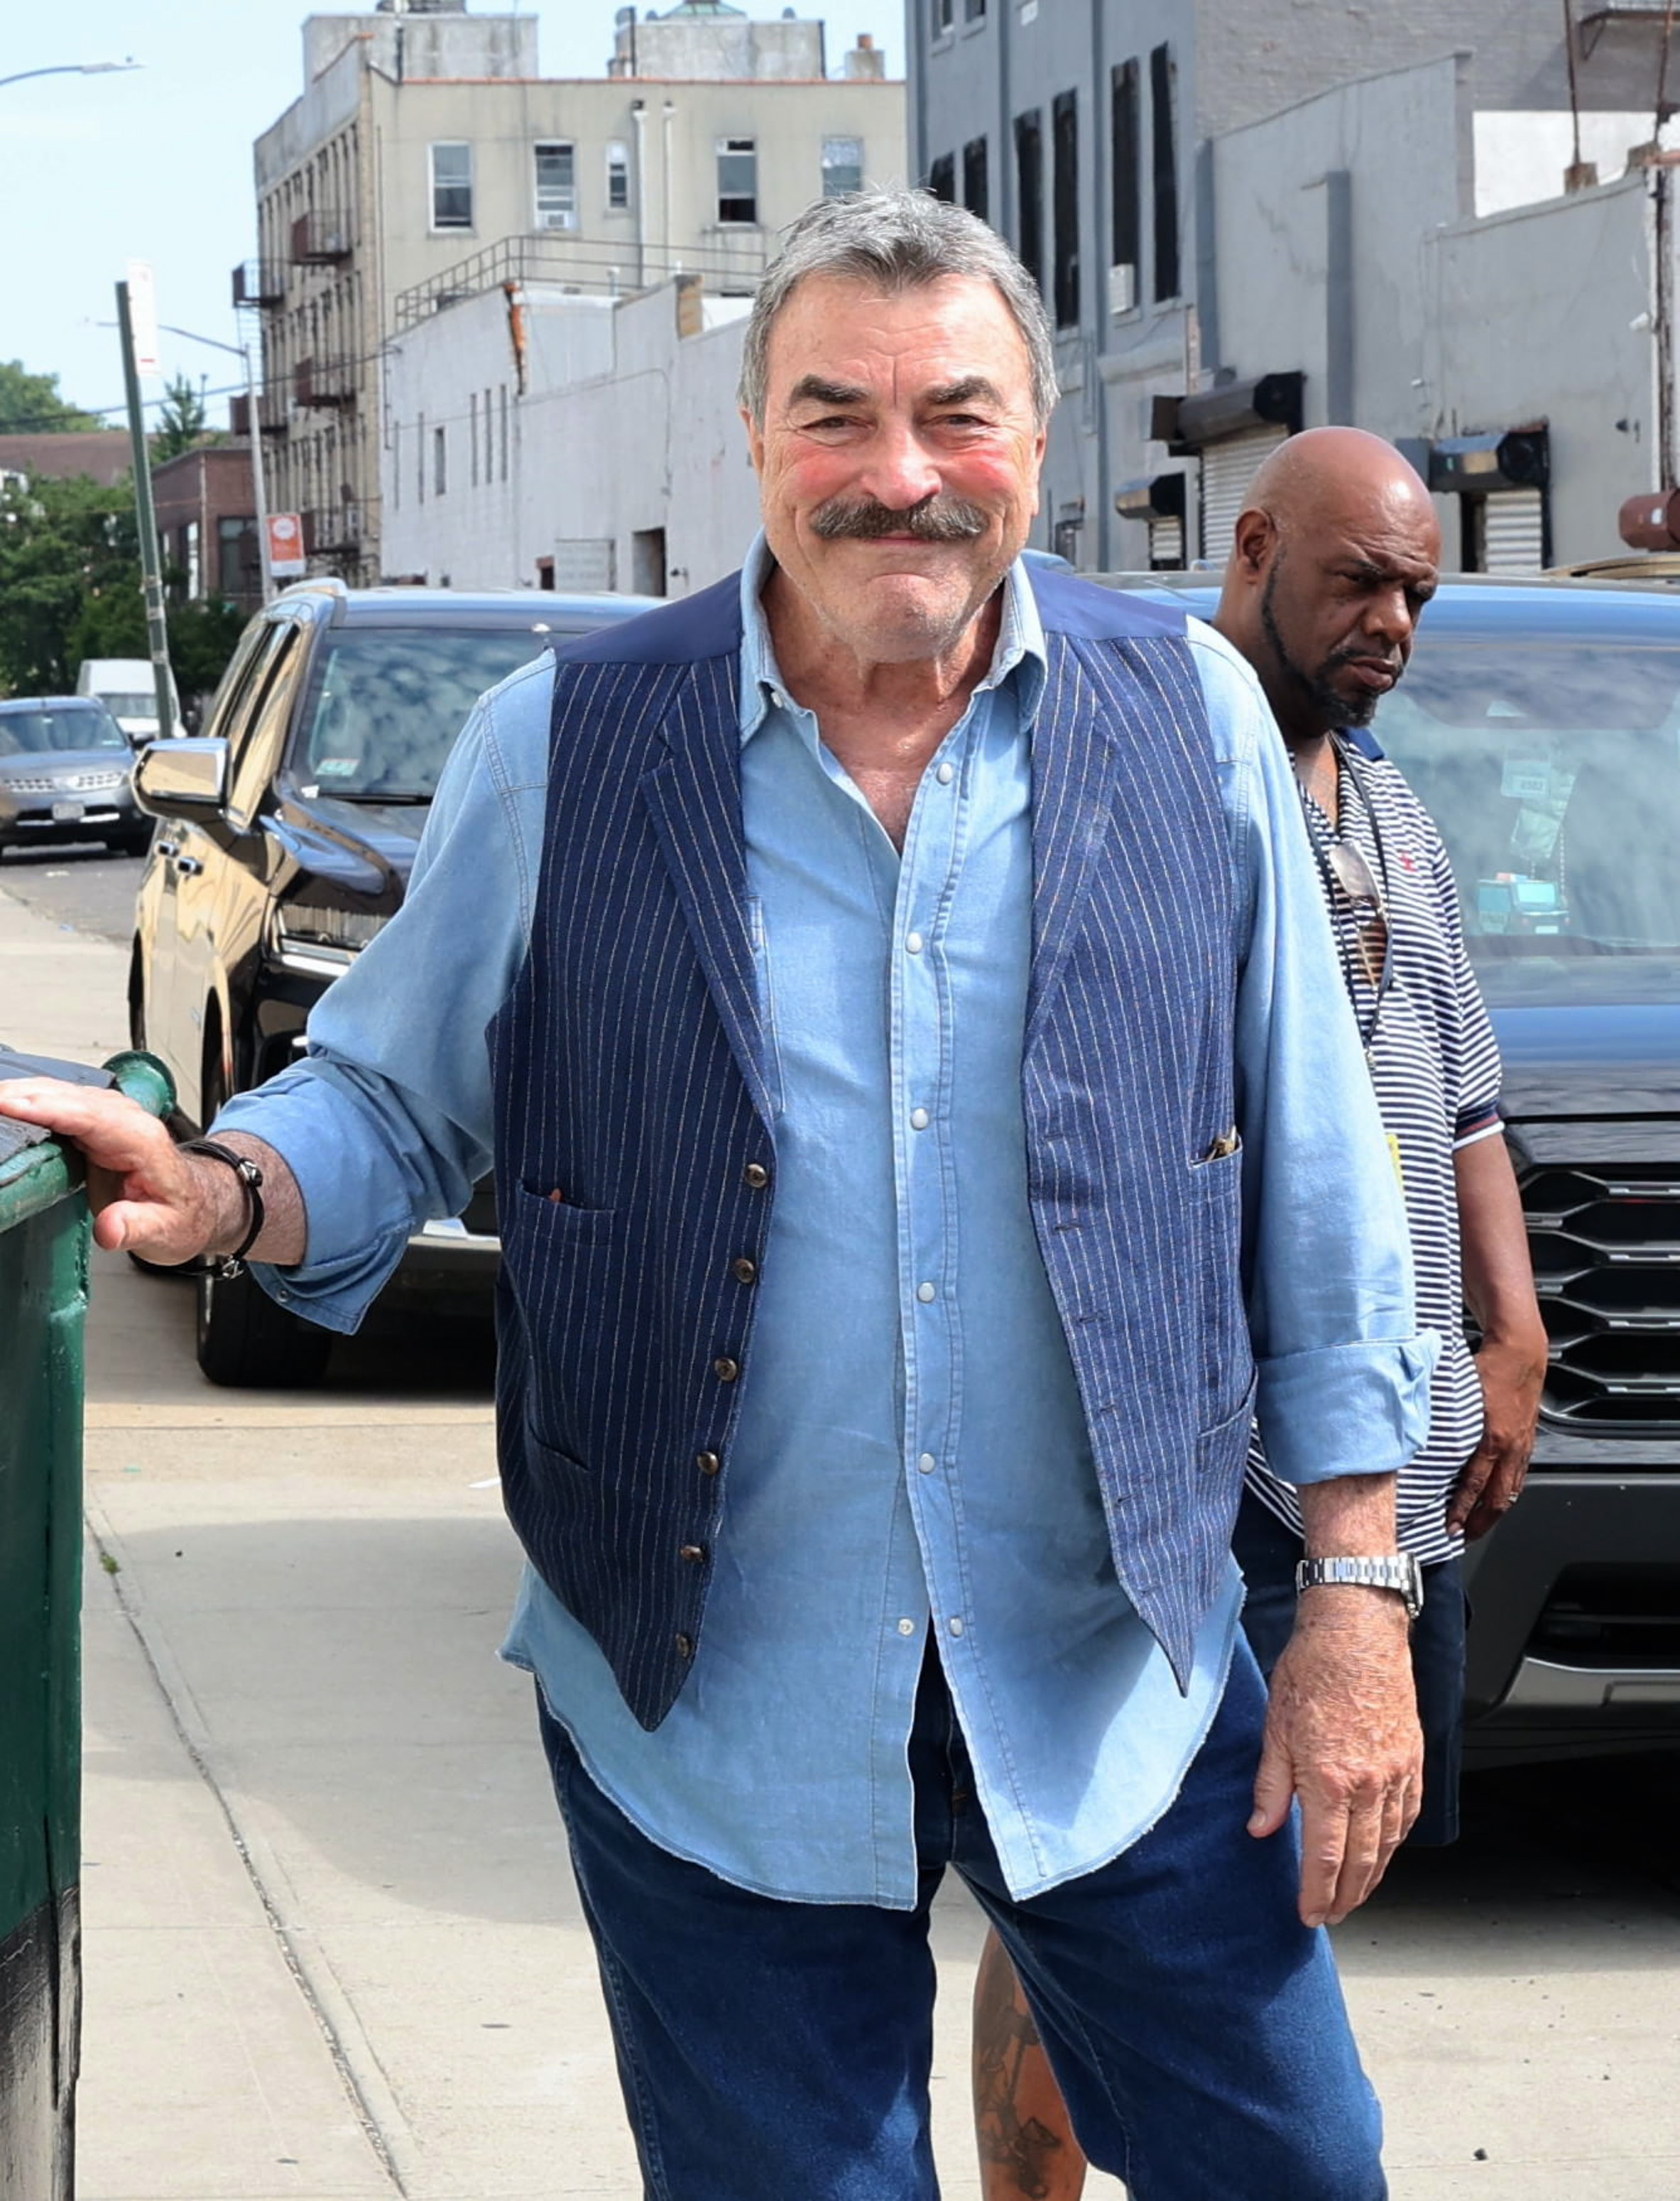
[
  {"x1": 155, "y1": 840, "x2": 179, "y2": 859},
  {"x1": 173, "y1": 856, "x2": 204, "y2": 877}
]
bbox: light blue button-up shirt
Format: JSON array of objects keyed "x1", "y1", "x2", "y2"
[{"x1": 220, "y1": 542, "x2": 1434, "y2": 1908}]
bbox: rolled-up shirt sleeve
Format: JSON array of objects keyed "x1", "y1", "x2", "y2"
[
  {"x1": 212, "y1": 659, "x2": 547, "y2": 1332},
  {"x1": 1190, "y1": 623, "x2": 1439, "y2": 1486}
]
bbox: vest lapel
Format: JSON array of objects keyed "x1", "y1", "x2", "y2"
[
  {"x1": 638, "y1": 657, "x2": 775, "y2": 1130},
  {"x1": 1027, "y1": 635, "x2": 1122, "y2": 1051}
]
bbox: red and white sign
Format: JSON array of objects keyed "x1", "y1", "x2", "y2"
[{"x1": 266, "y1": 512, "x2": 306, "y2": 577}]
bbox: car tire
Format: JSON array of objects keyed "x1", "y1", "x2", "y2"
[{"x1": 192, "y1": 1069, "x2": 332, "y2": 1388}]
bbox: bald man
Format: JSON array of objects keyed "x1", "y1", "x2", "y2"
[{"x1": 971, "y1": 430, "x2": 1546, "y2": 2201}]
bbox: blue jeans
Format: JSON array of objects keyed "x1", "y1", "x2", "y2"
[
  {"x1": 538, "y1": 1642, "x2": 1386, "y2": 2201},
  {"x1": 1233, "y1": 1491, "x2": 1468, "y2": 1847}
]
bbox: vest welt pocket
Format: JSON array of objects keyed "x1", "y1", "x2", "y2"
[
  {"x1": 508, "y1": 1181, "x2": 621, "y2": 1238},
  {"x1": 1196, "y1": 1366, "x2": 1258, "y2": 1460},
  {"x1": 522, "y1": 1421, "x2": 596, "y2": 1478}
]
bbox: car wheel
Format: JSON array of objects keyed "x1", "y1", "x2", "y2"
[{"x1": 192, "y1": 1071, "x2": 332, "y2": 1388}]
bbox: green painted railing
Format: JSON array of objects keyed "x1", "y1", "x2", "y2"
[{"x1": 0, "y1": 1051, "x2": 173, "y2": 2201}]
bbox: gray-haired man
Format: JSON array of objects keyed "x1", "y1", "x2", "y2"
[{"x1": 0, "y1": 192, "x2": 1436, "y2": 2197}]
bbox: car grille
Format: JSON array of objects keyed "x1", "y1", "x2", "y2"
[
  {"x1": 6, "y1": 770, "x2": 126, "y2": 794},
  {"x1": 1525, "y1": 1162, "x2": 1680, "y2": 1427}
]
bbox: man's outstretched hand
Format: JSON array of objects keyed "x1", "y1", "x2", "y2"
[{"x1": 0, "y1": 1078, "x2": 235, "y2": 1262}]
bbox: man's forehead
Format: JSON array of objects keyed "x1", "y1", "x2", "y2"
[
  {"x1": 765, "y1": 273, "x2": 1028, "y2": 378},
  {"x1": 1315, "y1": 496, "x2": 1441, "y2": 579}
]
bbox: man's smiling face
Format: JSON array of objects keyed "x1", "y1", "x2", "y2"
[{"x1": 743, "y1": 272, "x2": 1047, "y2": 667}]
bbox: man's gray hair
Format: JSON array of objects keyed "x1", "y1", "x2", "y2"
[{"x1": 738, "y1": 188, "x2": 1058, "y2": 429}]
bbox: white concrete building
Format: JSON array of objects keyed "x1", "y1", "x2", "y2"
[
  {"x1": 382, "y1": 275, "x2": 760, "y2": 594},
  {"x1": 246, "y1": 0, "x2": 903, "y2": 582}
]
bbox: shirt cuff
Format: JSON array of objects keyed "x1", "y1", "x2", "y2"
[
  {"x1": 1451, "y1": 1117, "x2": 1505, "y2": 1152},
  {"x1": 1255, "y1": 1329, "x2": 1441, "y2": 1487}
]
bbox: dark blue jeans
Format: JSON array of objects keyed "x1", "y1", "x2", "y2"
[
  {"x1": 538, "y1": 1641, "x2": 1386, "y2": 2201},
  {"x1": 1232, "y1": 1491, "x2": 1468, "y2": 1847}
]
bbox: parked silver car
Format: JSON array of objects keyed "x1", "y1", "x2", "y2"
[{"x1": 0, "y1": 697, "x2": 148, "y2": 857}]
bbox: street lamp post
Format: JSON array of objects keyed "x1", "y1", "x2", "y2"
[
  {"x1": 0, "y1": 60, "x2": 140, "y2": 90},
  {"x1": 160, "y1": 324, "x2": 276, "y2": 605}
]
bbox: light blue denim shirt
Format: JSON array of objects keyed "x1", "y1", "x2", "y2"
[{"x1": 219, "y1": 542, "x2": 1435, "y2": 1908}]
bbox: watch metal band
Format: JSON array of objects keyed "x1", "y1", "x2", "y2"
[{"x1": 1294, "y1": 1552, "x2": 1423, "y2": 1622}]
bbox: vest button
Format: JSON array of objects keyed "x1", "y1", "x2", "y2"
[
  {"x1": 743, "y1": 1161, "x2": 770, "y2": 1190},
  {"x1": 731, "y1": 1256, "x2": 758, "y2": 1285},
  {"x1": 714, "y1": 1355, "x2": 741, "y2": 1383},
  {"x1": 679, "y1": 1544, "x2": 706, "y2": 1564},
  {"x1": 697, "y1": 1450, "x2": 721, "y2": 1475},
  {"x1": 675, "y1": 1632, "x2": 694, "y2": 1659}
]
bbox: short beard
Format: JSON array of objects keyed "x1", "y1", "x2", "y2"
[
  {"x1": 809, "y1": 492, "x2": 990, "y2": 542},
  {"x1": 1260, "y1": 555, "x2": 1383, "y2": 730}
]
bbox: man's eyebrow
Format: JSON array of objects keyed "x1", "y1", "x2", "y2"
[
  {"x1": 926, "y1": 376, "x2": 1005, "y2": 408},
  {"x1": 786, "y1": 375, "x2": 869, "y2": 409},
  {"x1": 1341, "y1": 555, "x2": 1436, "y2": 588}
]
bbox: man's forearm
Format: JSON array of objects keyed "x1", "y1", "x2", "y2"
[
  {"x1": 194, "y1": 1133, "x2": 308, "y2": 1267},
  {"x1": 1455, "y1": 1132, "x2": 1544, "y2": 1344},
  {"x1": 1297, "y1": 1470, "x2": 1399, "y2": 1558}
]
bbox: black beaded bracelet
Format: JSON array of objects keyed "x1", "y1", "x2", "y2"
[{"x1": 179, "y1": 1137, "x2": 266, "y2": 1279}]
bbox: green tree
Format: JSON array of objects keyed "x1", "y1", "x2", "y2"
[
  {"x1": 151, "y1": 375, "x2": 213, "y2": 462},
  {"x1": 0, "y1": 472, "x2": 141, "y2": 695},
  {"x1": 0, "y1": 359, "x2": 104, "y2": 435},
  {"x1": 168, "y1": 597, "x2": 249, "y2": 703}
]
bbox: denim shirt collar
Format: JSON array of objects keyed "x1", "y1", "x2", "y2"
[{"x1": 735, "y1": 530, "x2": 1049, "y2": 746}]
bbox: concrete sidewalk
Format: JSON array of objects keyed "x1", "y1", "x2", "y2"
[{"x1": 4, "y1": 883, "x2": 1677, "y2": 2200}]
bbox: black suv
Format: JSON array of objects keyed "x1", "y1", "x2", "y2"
[
  {"x1": 1101, "y1": 569, "x2": 1680, "y2": 1768},
  {"x1": 130, "y1": 579, "x2": 649, "y2": 1387}
]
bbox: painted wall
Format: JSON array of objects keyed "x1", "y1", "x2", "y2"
[
  {"x1": 1423, "y1": 172, "x2": 1661, "y2": 566},
  {"x1": 381, "y1": 280, "x2": 762, "y2": 592}
]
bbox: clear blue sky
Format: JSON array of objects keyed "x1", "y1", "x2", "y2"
[{"x1": 0, "y1": 0, "x2": 902, "y2": 427}]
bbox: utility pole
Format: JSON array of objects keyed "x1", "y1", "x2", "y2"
[{"x1": 115, "y1": 277, "x2": 180, "y2": 737}]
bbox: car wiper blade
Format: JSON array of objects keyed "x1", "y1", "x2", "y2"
[{"x1": 318, "y1": 790, "x2": 432, "y2": 804}]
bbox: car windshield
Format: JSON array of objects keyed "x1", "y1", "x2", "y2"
[
  {"x1": 0, "y1": 704, "x2": 128, "y2": 757},
  {"x1": 1370, "y1": 635, "x2": 1680, "y2": 1005},
  {"x1": 101, "y1": 693, "x2": 158, "y2": 719},
  {"x1": 291, "y1": 626, "x2": 555, "y2": 799}
]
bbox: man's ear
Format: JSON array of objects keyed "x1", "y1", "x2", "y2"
[
  {"x1": 741, "y1": 408, "x2": 766, "y2": 479},
  {"x1": 1230, "y1": 506, "x2": 1275, "y2": 581}
]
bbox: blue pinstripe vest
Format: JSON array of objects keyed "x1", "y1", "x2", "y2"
[{"x1": 489, "y1": 567, "x2": 1255, "y2": 1730}]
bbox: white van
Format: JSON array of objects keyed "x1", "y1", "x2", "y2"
[{"x1": 75, "y1": 658, "x2": 177, "y2": 746}]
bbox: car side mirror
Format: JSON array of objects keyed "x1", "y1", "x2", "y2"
[{"x1": 133, "y1": 737, "x2": 229, "y2": 821}]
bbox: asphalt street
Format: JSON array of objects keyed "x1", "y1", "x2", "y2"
[{"x1": 4, "y1": 869, "x2": 1679, "y2": 2200}]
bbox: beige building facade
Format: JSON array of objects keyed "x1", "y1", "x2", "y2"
[{"x1": 246, "y1": 1, "x2": 902, "y2": 583}]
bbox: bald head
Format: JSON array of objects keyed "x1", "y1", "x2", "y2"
[{"x1": 1216, "y1": 427, "x2": 1441, "y2": 748}]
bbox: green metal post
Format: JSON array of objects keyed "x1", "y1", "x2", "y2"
[
  {"x1": 114, "y1": 281, "x2": 180, "y2": 740},
  {"x1": 0, "y1": 1053, "x2": 174, "y2": 2201}
]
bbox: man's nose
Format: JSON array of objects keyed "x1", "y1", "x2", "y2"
[
  {"x1": 856, "y1": 422, "x2": 944, "y2": 513},
  {"x1": 1363, "y1": 586, "x2": 1417, "y2": 650}
]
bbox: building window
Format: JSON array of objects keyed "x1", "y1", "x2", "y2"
[
  {"x1": 417, "y1": 412, "x2": 426, "y2": 504},
  {"x1": 927, "y1": 152, "x2": 956, "y2": 204},
  {"x1": 932, "y1": 0, "x2": 954, "y2": 36},
  {"x1": 962, "y1": 136, "x2": 988, "y2": 222},
  {"x1": 1110, "y1": 60, "x2": 1140, "y2": 315},
  {"x1": 429, "y1": 141, "x2": 473, "y2": 231},
  {"x1": 535, "y1": 141, "x2": 578, "y2": 231},
  {"x1": 1150, "y1": 44, "x2": 1180, "y2": 302},
  {"x1": 500, "y1": 383, "x2": 509, "y2": 481},
  {"x1": 1052, "y1": 90, "x2": 1079, "y2": 328},
  {"x1": 606, "y1": 140, "x2": 630, "y2": 210},
  {"x1": 822, "y1": 136, "x2": 863, "y2": 197},
  {"x1": 470, "y1": 391, "x2": 479, "y2": 488},
  {"x1": 965, "y1": 0, "x2": 986, "y2": 18},
  {"x1": 434, "y1": 425, "x2": 447, "y2": 498},
  {"x1": 716, "y1": 138, "x2": 758, "y2": 224},
  {"x1": 217, "y1": 515, "x2": 260, "y2": 601},
  {"x1": 1014, "y1": 109, "x2": 1044, "y2": 295}
]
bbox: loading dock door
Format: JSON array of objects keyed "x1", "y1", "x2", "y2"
[{"x1": 1199, "y1": 424, "x2": 1288, "y2": 567}]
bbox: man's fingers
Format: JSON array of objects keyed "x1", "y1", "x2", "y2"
[
  {"x1": 1295, "y1": 1793, "x2": 1348, "y2": 1928},
  {"x1": 0, "y1": 1080, "x2": 172, "y2": 1177},
  {"x1": 1446, "y1": 1443, "x2": 1494, "y2": 1534},
  {"x1": 1248, "y1": 1730, "x2": 1295, "y2": 1840}
]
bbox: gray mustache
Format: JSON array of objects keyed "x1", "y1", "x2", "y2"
[{"x1": 809, "y1": 495, "x2": 989, "y2": 542}]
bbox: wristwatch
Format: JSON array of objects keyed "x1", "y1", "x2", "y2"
[{"x1": 1294, "y1": 1553, "x2": 1423, "y2": 1623}]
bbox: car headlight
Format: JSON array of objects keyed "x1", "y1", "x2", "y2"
[{"x1": 269, "y1": 900, "x2": 388, "y2": 976}]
